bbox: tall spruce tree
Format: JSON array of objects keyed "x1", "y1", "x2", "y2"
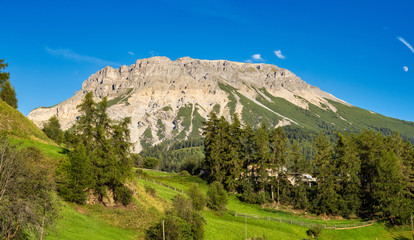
[
  {"x1": 312, "y1": 132, "x2": 340, "y2": 215},
  {"x1": 255, "y1": 122, "x2": 270, "y2": 195},
  {"x1": 334, "y1": 133, "x2": 361, "y2": 217},
  {"x1": 223, "y1": 114, "x2": 243, "y2": 192},
  {"x1": 241, "y1": 123, "x2": 257, "y2": 184},
  {"x1": 269, "y1": 127, "x2": 288, "y2": 207},
  {"x1": 203, "y1": 112, "x2": 224, "y2": 183},
  {"x1": 289, "y1": 140, "x2": 310, "y2": 210},
  {"x1": 0, "y1": 59, "x2": 17, "y2": 109}
]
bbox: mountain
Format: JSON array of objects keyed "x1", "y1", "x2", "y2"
[{"x1": 28, "y1": 57, "x2": 414, "y2": 151}]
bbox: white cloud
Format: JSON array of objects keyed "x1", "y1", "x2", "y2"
[
  {"x1": 252, "y1": 54, "x2": 263, "y2": 61},
  {"x1": 274, "y1": 50, "x2": 286, "y2": 59},
  {"x1": 45, "y1": 47, "x2": 118, "y2": 66},
  {"x1": 403, "y1": 66, "x2": 408, "y2": 72},
  {"x1": 149, "y1": 50, "x2": 159, "y2": 57},
  {"x1": 128, "y1": 51, "x2": 135, "y2": 56},
  {"x1": 397, "y1": 37, "x2": 414, "y2": 54},
  {"x1": 244, "y1": 59, "x2": 253, "y2": 63}
]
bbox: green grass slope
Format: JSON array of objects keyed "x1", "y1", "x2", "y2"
[
  {"x1": 137, "y1": 169, "x2": 412, "y2": 240},
  {"x1": 0, "y1": 99, "x2": 53, "y2": 143}
]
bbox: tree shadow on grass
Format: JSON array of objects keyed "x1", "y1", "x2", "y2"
[{"x1": 393, "y1": 236, "x2": 410, "y2": 240}]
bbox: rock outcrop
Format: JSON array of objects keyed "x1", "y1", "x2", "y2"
[{"x1": 28, "y1": 56, "x2": 349, "y2": 152}]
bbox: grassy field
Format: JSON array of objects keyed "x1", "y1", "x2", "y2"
[
  {"x1": 43, "y1": 166, "x2": 413, "y2": 240},
  {"x1": 45, "y1": 203, "x2": 139, "y2": 240},
  {"x1": 137, "y1": 169, "x2": 413, "y2": 240}
]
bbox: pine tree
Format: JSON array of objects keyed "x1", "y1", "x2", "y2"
[
  {"x1": 289, "y1": 140, "x2": 310, "y2": 210},
  {"x1": 269, "y1": 127, "x2": 288, "y2": 207},
  {"x1": 312, "y1": 132, "x2": 340, "y2": 215},
  {"x1": 203, "y1": 112, "x2": 224, "y2": 183},
  {"x1": 223, "y1": 114, "x2": 243, "y2": 192},
  {"x1": 355, "y1": 130, "x2": 385, "y2": 217},
  {"x1": 241, "y1": 123, "x2": 257, "y2": 184},
  {"x1": 42, "y1": 116, "x2": 64, "y2": 144},
  {"x1": 0, "y1": 59, "x2": 18, "y2": 109},
  {"x1": 255, "y1": 122, "x2": 270, "y2": 198},
  {"x1": 334, "y1": 133, "x2": 361, "y2": 217}
]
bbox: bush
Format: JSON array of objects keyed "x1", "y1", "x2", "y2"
[
  {"x1": 187, "y1": 184, "x2": 207, "y2": 211},
  {"x1": 114, "y1": 185, "x2": 133, "y2": 206},
  {"x1": 143, "y1": 157, "x2": 159, "y2": 169},
  {"x1": 178, "y1": 170, "x2": 190, "y2": 176},
  {"x1": 207, "y1": 181, "x2": 228, "y2": 211},
  {"x1": 146, "y1": 195, "x2": 205, "y2": 240},
  {"x1": 306, "y1": 226, "x2": 322, "y2": 239},
  {"x1": 240, "y1": 181, "x2": 258, "y2": 204},
  {"x1": 145, "y1": 185, "x2": 157, "y2": 197}
]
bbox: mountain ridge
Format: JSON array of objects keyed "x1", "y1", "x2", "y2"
[{"x1": 28, "y1": 56, "x2": 414, "y2": 151}]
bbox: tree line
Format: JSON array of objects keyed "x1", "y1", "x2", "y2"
[{"x1": 202, "y1": 112, "x2": 414, "y2": 224}]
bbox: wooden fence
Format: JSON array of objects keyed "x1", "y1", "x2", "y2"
[{"x1": 228, "y1": 211, "x2": 376, "y2": 230}]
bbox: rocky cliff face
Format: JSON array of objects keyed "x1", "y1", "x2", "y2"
[{"x1": 28, "y1": 56, "x2": 349, "y2": 152}]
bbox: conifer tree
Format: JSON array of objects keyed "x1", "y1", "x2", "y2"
[
  {"x1": 269, "y1": 127, "x2": 288, "y2": 207},
  {"x1": 334, "y1": 133, "x2": 361, "y2": 217},
  {"x1": 255, "y1": 122, "x2": 270, "y2": 195},
  {"x1": 241, "y1": 123, "x2": 257, "y2": 184},
  {"x1": 0, "y1": 59, "x2": 18, "y2": 109},
  {"x1": 289, "y1": 140, "x2": 310, "y2": 210},
  {"x1": 312, "y1": 132, "x2": 340, "y2": 215},
  {"x1": 59, "y1": 92, "x2": 133, "y2": 205},
  {"x1": 42, "y1": 116, "x2": 64, "y2": 144},
  {"x1": 203, "y1": 112, "x2": 224, "y2": 183},
  {"x1": 223, "y1": 114, "x2": 243, "y2": 192}
]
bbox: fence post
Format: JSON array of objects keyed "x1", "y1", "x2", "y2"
[
  {"x1": 162, "y1": 220, "x2": 165, "y2": 240},
  {"x1": 245, "y1": 215, "x2": 247, "y2": 240},
  {"x1": 290, "y1": 219, "x2": 292, "y2": 225}
]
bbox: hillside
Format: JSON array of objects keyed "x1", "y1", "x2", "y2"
[
  {"x1": 28, "y1": 57, "x2": 414, "y2": 151},
  {"x1": 46, "y1": 169, "x2": 412, "y2": 240},
  {"x1": 0, "y1": 98, "x2": 53, "y2": 143}
]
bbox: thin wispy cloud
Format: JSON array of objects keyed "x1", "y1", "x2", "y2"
[
  {"x1": 252, "y1": 54, "x2": 263, "y2": 61},
  {"x1": 244, "y1": 59, "x2": 253, "y2": 63},
  {"x1": 274, "y1": 50, "x2": 286, "y2": 59},
  {"x1": 128, "y1": 51, "x2": 135, "y2": 56},
  {"x1": 403, "y1": 66, "x2": 408, "y2": 72},
  {"x1": 397, "y1": 37, "x2": 414, "y2": 54},
  {"x1": 149, "y1": 50, "x2": 159, "y2": 57},
  {"x1": 45, "y1": 46, "x2": 118, "y2": 66}
]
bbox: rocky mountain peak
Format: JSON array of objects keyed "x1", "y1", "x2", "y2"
[{"x1": 28, "y1": 56, "x2": 349, "y2": 152}]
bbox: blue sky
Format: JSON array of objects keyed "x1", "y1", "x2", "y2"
[{"x1": 1, "y1": 0, "x2": 414, "y2": 121}]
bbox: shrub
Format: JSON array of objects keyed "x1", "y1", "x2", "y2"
[
  {"x1": 145, "y1": 185, "x2": 157, "y2": 197},
  {"x1": 146, "y1": 195, "x2": 205, "y2": 240},
  {"x1": 240, "y1": 181, "x2": 258, "y2": 204},
  {"x1": 178, "y1": 170, "x2": 190, "y2": 176},
  {"x1": 143, "y1": 157, "x2": 159, "y2": 169},
  {"x1": 114, "y1": 185, "x2": 133, "y2": 206},
  {"x1": 207, "y1": 181, "x2": 228, "y2": 211},
  {"x1": 187, "y1": 184, "x2": 207, "y2": 211},
  {"x1": 306, "y1": 226, "x2": 322, "y2": 239}
]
